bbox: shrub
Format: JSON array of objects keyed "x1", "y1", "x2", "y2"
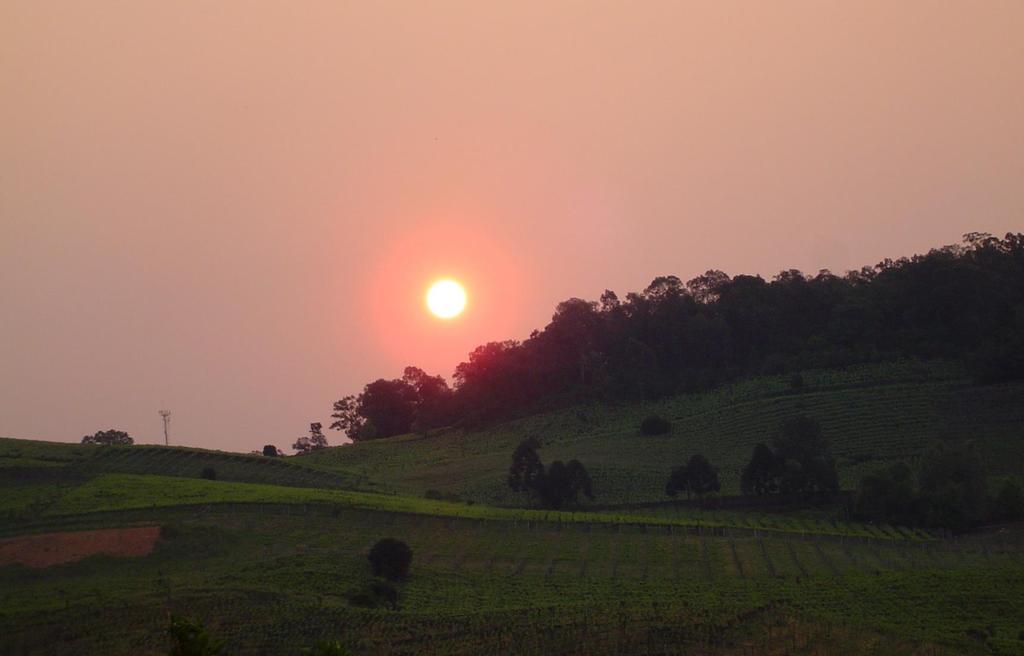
[
  {"x1": 789, "y1": 373, "x2": 805, "y2": 390},
  {"x1": 81, "y1": 429, "x2": 134, "y2": 446},
  {"x1": 640, "y1": 415, "x2": 671, "y2": 435},
  {"x1": 200, "y1": 467, "x2": 217, "y2": 481},
  {"x1": 367, "y1": 538, "x2": 412, "y2": 581}
]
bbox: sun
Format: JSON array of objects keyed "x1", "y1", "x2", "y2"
[{"x1": 426, "y1": 279, "x2": 467, "y2": 319}]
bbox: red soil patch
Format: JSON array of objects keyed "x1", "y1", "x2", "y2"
[{"x1": 0, "y1": 526, "x2": 161, "y2": 568}]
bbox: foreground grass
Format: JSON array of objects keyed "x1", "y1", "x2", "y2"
[{"x1": 1, "y1": 505, "x2": 1019, "y2": 655}]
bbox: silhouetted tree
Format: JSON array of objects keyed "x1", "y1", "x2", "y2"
[
  {"x1": 81, "y1": 429, "x2": 133, "y2": 446},
  {"x1": 773, "y1": 416, "x2": 839, "y2": 495},
  {"x1": 331, "y1": 233, "x2": 1024, "y2": 441},
  {"x1": 367, "y1": 538, "x2": 412, "y2": 581},
  {"x1": 507, "y1": 437, "x2": 544, "y2": 498},
  {"x1": 640, "y1": 415, "x2": 671, "y2": 435},
  {"x1": 666, "y1": 455, "x2": 720, "y2": 502},
  {"x1": 854, "y1": 462, "x2": 917, "y2": 525},
  {"x1": 741, "y1": 443, "x2": 781, "y2": 496},
  {"x1": 686, "y1": 454, "x2": 720, "y2": 500},
  {"x1": 293, "y1": 422, "x2": 328, "y2": 455},
  {"x1": 918, "y1": 440, "x2": 988, "y2": 530},
  {"x1": 262, "y1": 444, "x2": 281, "y2": 457},
  {"x1": 402, "y1": 366, "x2": 453, "y2": 432},
  {"x1": 537, "y1": 459, "x2": 594, "y2": 509}
]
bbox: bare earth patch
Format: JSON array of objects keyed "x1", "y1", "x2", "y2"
[{"x1": 0, "y1": 526, "x2": 161, "y2": 568}]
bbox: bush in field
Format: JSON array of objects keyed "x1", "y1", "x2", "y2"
[
  {"x1": 167, "y1": 615, "x2": 224, "y2": 656},
  {"x1": 262, "y1": 444, "x2": 281, "y2": 457},
  {"x1": 640, "y1": 415, "x2": 671, "y2": 435},
  {"x1": 666, "y1": 454, "x2": 720, "y2": 501},
  {"x1": 200, "y1": 467, "x2": 217, "y2": 481},
  {"x1": 81, "y1": 429, "x2": 133, "y2": 446},
  {"x1": 368, "y1": 538, "x2": 412, "y2": 581}
]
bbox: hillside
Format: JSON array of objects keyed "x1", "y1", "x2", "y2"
[
  {"x1": 305, "y1": 360, "x2": 1024, "y2": 505},
  {"x1": 0, "y1": 438, "x2": 368, "y2": 490},
  {"x1": 2, "y1": 360, "x2": 1023, "y2": 654}
]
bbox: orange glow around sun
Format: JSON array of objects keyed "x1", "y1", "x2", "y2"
[{"x1": 356, "y1": 217, "x2": 534, "y2": 376}]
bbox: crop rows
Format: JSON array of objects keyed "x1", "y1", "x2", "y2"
[{"x1": 2, "y1": 505, "x2": 1020, "y2": 655}]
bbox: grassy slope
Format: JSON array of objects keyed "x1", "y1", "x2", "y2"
[
  {"x1": 1, "y1": 473, "x2": 927, "y2": 540},
  {"x1": 305, "y1": 360, "x2": 1024, "y2": 505},
  {"x1": 0, "y1": 438, "x2": 367, "y2": 490},
  {"x1": 2, "y1": 361, "x2": 1023, "y2": 654}
]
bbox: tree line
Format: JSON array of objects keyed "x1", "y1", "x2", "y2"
[{"x1": 327, "y1": 233, "x2": 1024, "y2": 442}]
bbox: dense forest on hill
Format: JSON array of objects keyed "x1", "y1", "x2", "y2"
[{"x1": 330, "y1": 232, "x2": 1024, "y2": 441}]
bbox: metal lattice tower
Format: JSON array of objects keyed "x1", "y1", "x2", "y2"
[{"x1": 158, "y1": 409, "x2": 171, "y2": 446}]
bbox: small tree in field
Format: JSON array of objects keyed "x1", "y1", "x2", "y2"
[
  {"x1": 368, "y1": 538, "x2": 413, "y2": 581},
  {"x1": 293, "y1": 422, "x2": 328, "y2": 455},
  {"x1": 741, "y1": 443, "x2": 781, "y2": 495},
  {"x1": 507, "y1": 437, "x2": 544, "y2": 498},
  {"x1": 81, "y1": 429, "x2": 133, "y2": 446},
  {"x1": 262, "y1": 444, "x2": 281, "y2": 457}
]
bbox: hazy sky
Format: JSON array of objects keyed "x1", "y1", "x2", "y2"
[{"x1": 2, "y1": 1, "x2": 1022, "y2": 452}]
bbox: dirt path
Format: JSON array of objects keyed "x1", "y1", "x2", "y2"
[{"x1": 0, "y1": 526, "x2": 161, "y2": 568}]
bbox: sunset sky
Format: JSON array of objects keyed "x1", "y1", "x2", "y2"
[{"x1": 2, "y1": 1, "x2": 1022, "y2": 452}]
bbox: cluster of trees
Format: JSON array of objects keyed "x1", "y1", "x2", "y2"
[
  {"x1": 507, "y1": 438, "x2": 594, "y2": 509},
  {"x1": 330, "y1": 367, "x2": 455, "y2": 441},
  {"x1": 328, "y1": 233, "x2": 1024, "y2": 439},
  {"x1": 855, "y1": 441, "x2": 1023, "y2": 531},
  {"x1": 740, "y1": 416, "x2": 839, "y2": 496},
  {"x1": 81, "y1": 429, "x2": 133, "y2": 446},
  {"x1": 292, "y1": 422, "x2": 328, "y2": 455},
  {"x1": 665, "y1": 454, "x2": 720, "y2": 501}
]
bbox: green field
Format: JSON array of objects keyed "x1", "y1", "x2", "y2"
[
  {"x1": 2, "y1": 360, "x2": 1023, "y2": 654},
  {"x1": 2, "y1": 503, "x2": 1021, "y2": 655}
]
